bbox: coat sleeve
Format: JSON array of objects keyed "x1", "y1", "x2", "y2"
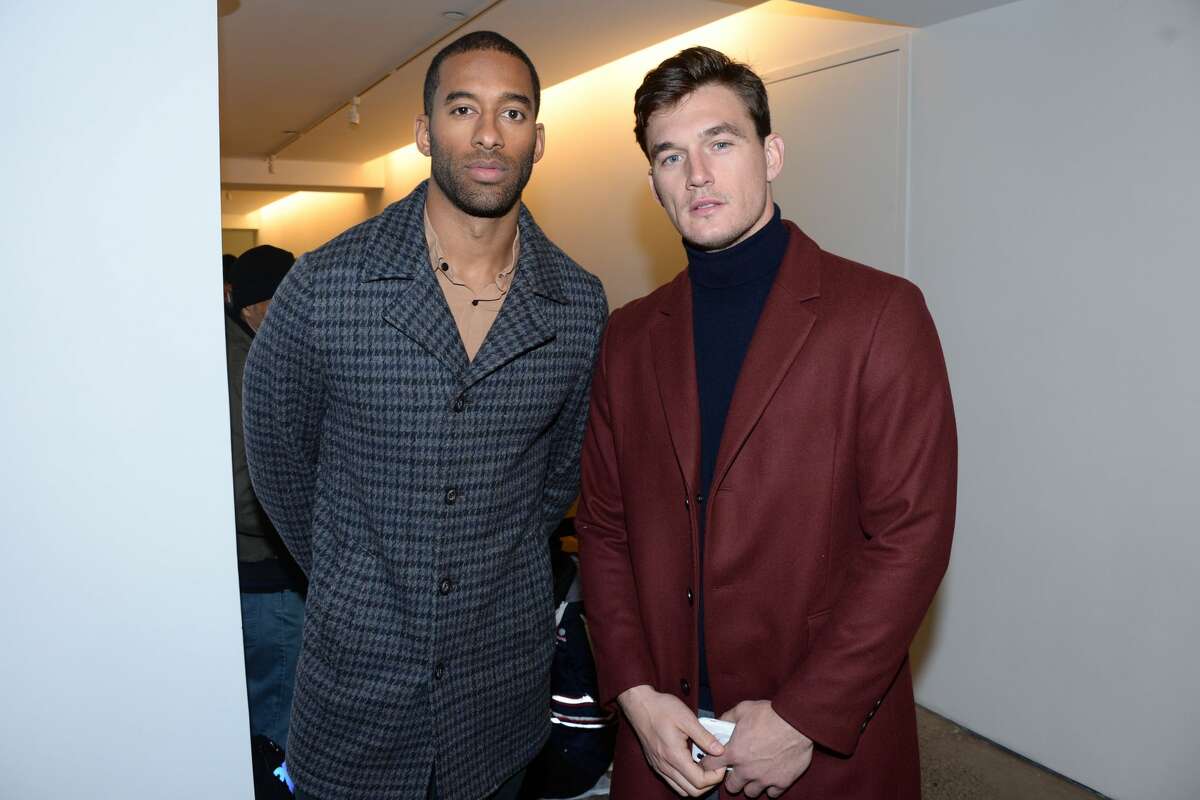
[
  {"x1": 576, "y1": 319, "x2": 659, "y2": 706},
  {"x1": 538, "y1": 291, "x2": 608, "y2": 536},
  {"x1": 771, "y1": 280, "x2": 957, "y2": 756},
  {"x1": 242, "y1": 261, "x2": 325, "y2": 576}
]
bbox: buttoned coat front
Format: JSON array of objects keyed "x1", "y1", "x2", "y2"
[
  {"x1": 243, "y1": 181, "x2": 608, "y2": 800},
  {"x1": 577, "y1": 224, "x2": 957, "y2": 799}
]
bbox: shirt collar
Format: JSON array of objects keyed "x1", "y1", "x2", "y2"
[{"x1": 424, "y1": 204, "x2": 520, "y2": 294}]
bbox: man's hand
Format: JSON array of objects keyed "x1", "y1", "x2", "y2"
[
  {"x1": 705, "y1": 701, "x2": 814, "y2": 798},
  {"x1": 618, "y1": 684, "x2": 727, "y2": 797}
]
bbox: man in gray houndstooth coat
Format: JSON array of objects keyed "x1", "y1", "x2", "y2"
[{"x1": 243, "y1": 31, "x2": 607, "y2": 800}]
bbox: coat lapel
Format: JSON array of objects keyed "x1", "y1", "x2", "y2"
[
  {"x1": 651, "y1": 273, "x2": 701, "y2": 494},
  {"x1": 362, "y1": 182, "x2": 568, "y2": 382},
  {"x1": 711, "y1": 224, "x2": 822, "y2": 493},
  {"x1": 381, "y1": 269, "x2": 470, "y2": 377},
  {"x1": 461, "y1": 208, "x2": 564, "y2": 390},
  {"x1": 462, "y1": 276, "x2": 554, "y2": 390},
  {"x1": 363, "y1": 182, "x2": 470, "y2": 376}
]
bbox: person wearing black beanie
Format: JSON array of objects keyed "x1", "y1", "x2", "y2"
[
  {"x1": 223, "y1": 253, "x2": 238, "y2": 308},
  {"x1": 224, "y1": 241, "x2": 305, "y2": 751},
  {"x1": 231, "y1": 244, "x2": 294, "y2": 333}
]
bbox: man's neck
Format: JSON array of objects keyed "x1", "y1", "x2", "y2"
[{"x1": 425, "y1": 181, "x2": 520, "y2": 292}]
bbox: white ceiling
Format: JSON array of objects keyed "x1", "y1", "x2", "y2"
[
  {"x1": 217, "y1": 0, "x2": 1019, "y2": 166},
  {"x1": 219, "y1": 0, "x2": 758, "y2": 162},
  {"x1": 218, "y1": 0, "x2": 498, "y2": 157},
  {"x1": 805, "y1": 0, "x2": 1020, "y2": 27}
]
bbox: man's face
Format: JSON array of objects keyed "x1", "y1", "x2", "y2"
[
  {"x1": 644, "y1": 83, "x2": 783, "y2": 251},
  {"x1": 416, "y1": 50, "x2": 544, "y2": 218},
  {"x1": 240, "y1": 299, "x2": 271, "y2": 332}
]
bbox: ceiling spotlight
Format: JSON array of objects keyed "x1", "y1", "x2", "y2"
[
  {"x1": 443, "y1": 10, "x2": 466, "y2": 20},
  {"x1": 348, "y1": 96, "x2": 361, "y2": 127}
]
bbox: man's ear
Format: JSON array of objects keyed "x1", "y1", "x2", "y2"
[
  {"x1": 646, "y1": 170, "x2": 664, "y2": 207},
  {"x1": 415, "y1": 115, "x2": 432, "y2": 157},
  {"x1": 764, "y1": 132, "x2": 784, "y2": 183},
  {"x1": 533, "y1": 122, "x2": 545, "y2": 164}
]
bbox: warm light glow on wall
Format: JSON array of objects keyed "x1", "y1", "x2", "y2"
[
  {"x1": 260, "y1": 0, "x2": 900, "y2": 262},
  {"x1": 376, "y1": 1, "x2": 893, "y2": 176},
  {"x1": 256, "y1": 191, "x2": 318, "y2": 220}
]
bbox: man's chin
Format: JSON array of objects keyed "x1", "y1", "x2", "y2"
[
  {"x1": 683, "y1": 229, "x2": 741, "y2": 253},
  {"x1": 441, "y1": 182, "x2": 521, "y2": 219}
]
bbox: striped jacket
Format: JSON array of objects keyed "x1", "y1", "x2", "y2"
[{"x1": 243, "y1": 181, "x2": 608, "y2": 799}]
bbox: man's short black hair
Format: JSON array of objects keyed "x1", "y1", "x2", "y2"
[
  {"x1": 633, "y1": 46, "x2": 771, "y2": 160},
  {"x1": 423, "y1": 31, "x2": 541, "y2": 117}
]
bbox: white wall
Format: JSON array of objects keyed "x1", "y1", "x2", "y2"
[
  {"x1": 0, "y1": 4, "x2": 252, "y2": 799},
  {"x1": 228, "y1": 190, "x2": 376, "y2": 257},
  {"x1": 907, "y1": 1, "x2": 1200, "y2": 797}
]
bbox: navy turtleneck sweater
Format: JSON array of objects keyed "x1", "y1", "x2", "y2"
[{"x1": 687, "y1": 205, "x2": 789, "y2": 711}]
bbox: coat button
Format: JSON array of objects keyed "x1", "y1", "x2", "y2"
[
  {"x1": 860, "y1": 720, "x2": 869, "y2": 732},
  {"x1": 680, "y1": 678, "x2": 690, "y2": 695},
  {"x1": 438, "y1": 577, "x2": 454, "y2": 595},
  {"x1": 452, "y1": 396, "x2": 466, "y2": 412},
  {"x1": 434, "y1": 663, "x2": 446, "y2": 681},
  {"x1": 444, "y1": 487, "x2": 459, "y2": 504},
  {"x1": 686, "y1": 588, "x2": 694, "y2": 605},
  {"x1": 684, "y1": 496, "x2": 690, "y2": 508},
  {"x1": 696, "y1": 493, "x2": 704, "y2": 505}
]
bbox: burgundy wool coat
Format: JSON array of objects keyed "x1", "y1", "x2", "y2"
[{"x1": 577, "y1": 223, "x2": 957, "y2": 799}]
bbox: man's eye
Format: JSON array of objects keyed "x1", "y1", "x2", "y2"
[
  {"x1": 450, "y1": 106, "x2": 473, "y2": 116},
  {"x1": 660, "y1": 154, "x2": 681, "y2": 167},
  {"x1": 713, "y1": 141, "x2": 732, "y2": 151},
  {"x1": 502, "y1": 109, "x2": 525, "y2": 121}
]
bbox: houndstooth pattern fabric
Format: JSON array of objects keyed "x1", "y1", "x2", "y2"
[{"x1": 243, "y1": 181, "x2": 608, "y2": 800}]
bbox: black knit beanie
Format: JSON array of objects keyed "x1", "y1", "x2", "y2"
[{"x1": 231, "y1": 245, "x2": 295, "y2": 310}]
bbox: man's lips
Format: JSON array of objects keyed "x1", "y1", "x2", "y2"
[
  {"x1": 466, "y1": 161, "x2": 508, "y2": 182},
  {"x1": 690, "y1": 197, "x2": 725, "y2": 214}
]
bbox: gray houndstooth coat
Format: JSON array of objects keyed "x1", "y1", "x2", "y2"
[{"x1": 243, "y1": 181, "x2": 608, "y2": 799}]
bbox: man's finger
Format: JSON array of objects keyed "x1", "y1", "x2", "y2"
[
  {"x1": 743, "y1": 779, "x2": 767, "y2": 798},
  {"x1": 719, "y1": 700, "x2": 752, "y2": 723},
  {"x1": 698, "y1": 764, "x2": 727, "y2": 787},
  {"x1": 704, "y1": 751, "x2": 730, "y2": 771},
  {"x1": 724, "y1": 768, "x2": 748, "y2": 794},
  {"x1": 655, "y1": 767, "x2": 688, "y2": 797},
  {"x1": 766, "y1": 786, "x2": 784, "y2": 798},
  {"x1": 671, "y1": 754, "x2": 723, "y2": 795},
  {"x1": 682, "y1": 715, "x2": 725, "y2": 757}
]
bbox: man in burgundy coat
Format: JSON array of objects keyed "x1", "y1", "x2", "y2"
[{"x1": 576, "y1": 47, "x2": 957, "y2": 799}]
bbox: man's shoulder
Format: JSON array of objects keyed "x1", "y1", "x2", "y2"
[
  {"x1": 778, "y1": 218, "x2": 924, "y2": 319},
  {"x1": 816, "y1": 249, "x2": 929, "y2": 329},
  {"x1": 294, "y1": 183, "x2": 429, "y2": 285},
  {"x1": 606, "y1": 270, "x2": 685, "y2": 336},
  {"x1": 519, "y1": 211, "x2": 608, "y2": 320}
]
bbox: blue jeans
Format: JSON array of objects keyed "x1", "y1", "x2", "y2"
[{"x1": 240, "y1": 589, "x2": 305, "y2": 748}]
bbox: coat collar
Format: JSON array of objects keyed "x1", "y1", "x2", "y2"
[
  {"x1": 372, "y1": 180, "x2": 563, "y2": 382},
  {"x1": 651, "y1": 221, "x2": 822, "y2": 494},
  {"x1": 359, "y1": 180, "x2": 567, "y2": 305}
]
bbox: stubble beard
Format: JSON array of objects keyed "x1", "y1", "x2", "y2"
[
  {"x1": 429, "y1": 136, "x2": 535, "y2": 219},
  {"x1": 682, "y1": 191, "x2": 771, "y2": 252}
]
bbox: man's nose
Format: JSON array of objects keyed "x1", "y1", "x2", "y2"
[
  {"x1": 686, "y1": 152, "x2": 713, "y2": 189},
  {"x1": 473, "y1": 115, "x2": 503, "y2": 150}
]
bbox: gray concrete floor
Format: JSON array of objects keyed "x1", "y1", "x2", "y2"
[
  {"x1": 918, "y1": 707, "x2": 1105, "y2": 800},
  {"x1": 581, "y1": 707, "x2": 1107, "y2": 799}
]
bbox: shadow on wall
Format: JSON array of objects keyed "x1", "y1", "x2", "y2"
[
  {"x1": 628, "y1": 180, "x2": 688, "y2": 298},
  {"x1": 909, "y1": 589, "x2": 946, "y2": 686}
]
